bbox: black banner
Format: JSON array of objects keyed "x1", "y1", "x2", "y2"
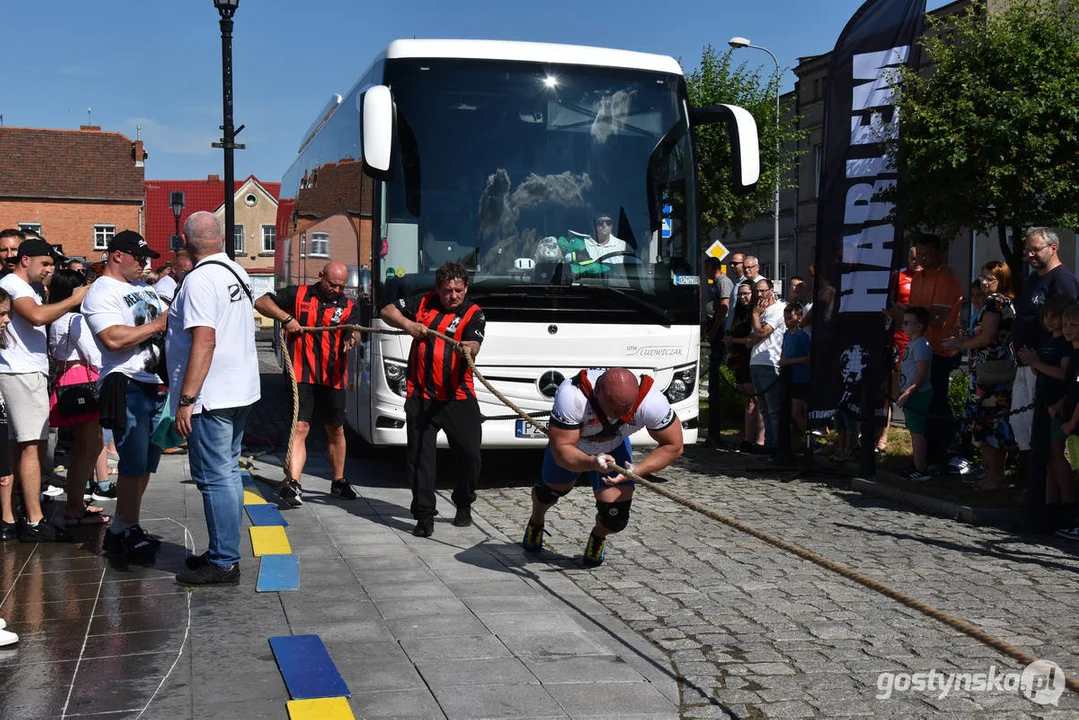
[{"x1": 808, "y1": 0, "x2": 926, "y2": 420}]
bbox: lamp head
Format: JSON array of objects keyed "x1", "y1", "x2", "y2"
[
  {"x1": 728, "y1": 36, "x2": 751, "y2": 49},
  {"x1": 214, "y1": 0, "x2": 239, "y2": 17}
]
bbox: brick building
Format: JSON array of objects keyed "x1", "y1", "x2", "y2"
[{"x1": 0, "y1": 125, "x2": 146, "y2": 261}]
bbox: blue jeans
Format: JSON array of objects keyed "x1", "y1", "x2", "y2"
[
  {"x1": 188, "y1": 405, "x2": 252, "y2": 569},
  {"x1": 750, "y1": 364, "x2": 781, "y2": 450},
  {"x1": 116, "y1": 383, "x2": 167, "y2": 477}
]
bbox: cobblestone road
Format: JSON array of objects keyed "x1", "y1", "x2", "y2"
[{"x1": 253, "y1": 335, "x2": 1079, "y2": 718}]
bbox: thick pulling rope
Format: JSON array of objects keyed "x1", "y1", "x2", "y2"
[{"x1": 279, "y1": 322, "x2": 1079, "y2": 693}]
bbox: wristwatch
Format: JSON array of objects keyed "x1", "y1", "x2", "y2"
[{"x1": 178, "y1": 395, "x2": 197, "y2": 407}]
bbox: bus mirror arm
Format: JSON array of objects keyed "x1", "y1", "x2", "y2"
[
  {"x1": 689, "y1": 104, "x2": 761, "y2": 195},
  {"x1": 362, "y1": 85, "x2": 396, "y2": 180}
]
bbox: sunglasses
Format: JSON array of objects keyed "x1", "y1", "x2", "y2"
[{"x1": 595, "y1": 218, "x2": 613, "y2": 226}]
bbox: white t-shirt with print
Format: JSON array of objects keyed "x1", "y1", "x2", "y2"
[
  {"x1": 154, "y1": 274, "x2": 178, "y2": 304},
  {"x1": 166, "y1": 253, "x2": 260, "y2": 415},
  {"x1": 82, "y1": 275, "x2": 165, "y2": 383},
  {"x1": 0, "y1": 273, "x2": 48, "y2": 375},
  {"x1": 549, "y1": 368, "x2": 676, "y2": 455},
  {"x1": 749, "y1": 300, "x2": 787, "y2": 368},
  {"x1": 49, "y1": 311, "x2": 103, "y2": 370}
]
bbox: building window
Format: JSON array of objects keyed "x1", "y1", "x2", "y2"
[
  {"x1": 244, "y1": 193, "x2": 258, "y2": 207},
  {"x1": 19, "y1": 223, "x2": 41, "y2": 236},
  {"x1": 813, "y1": 144, "x2": 823, "y2": 198},
  {"x1": 261, "y1": 225, "x2": 276, "y2": 253},
  {"x1": 310, "y1": 231, "x2": 329, "y2": 257},
  {"x1": 234, "y1": 225, "x2": 245, "y2": 254},
  {"x1": 93, "y1": 225, "x2": 115, "y2": 250}
]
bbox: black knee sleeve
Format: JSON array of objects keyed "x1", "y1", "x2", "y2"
[
  {"x1": 596, "y1": 499, "x2": 632, "y2": 533},
  {"x1": 533, "y1": 481, "x2": 571, "y2": 506}
]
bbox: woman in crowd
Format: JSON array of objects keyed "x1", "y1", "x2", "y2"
[
  {"x1": 725, "y1": 282, "x2": 764, "y2": 451},
  {"x1": 944, "y1": 260, "x2": 1016, "y2": 491},
  {"x1": 47, "y1": 269, "x2": 109, "y2": 526}
]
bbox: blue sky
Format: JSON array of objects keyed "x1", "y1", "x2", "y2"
[{"x1": 3, "y1": 0, "x2": 952, "y2": 182}]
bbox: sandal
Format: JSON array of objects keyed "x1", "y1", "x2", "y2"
[{"x1": 64, "y1": 509, "x2": 111, "y2": 526}]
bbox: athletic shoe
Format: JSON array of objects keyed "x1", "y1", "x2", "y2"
[
  {"x1": 583, "y1": 532, "x2": 606, "y2": 567},
  {"x1": 18, "y1": 517, "x2": 71, "y2": 543},
  {"x1": 522, "y1": 521, "x2": 544, "y2": 552},
  {"x1": 0, "y1": 622, "x2": 17, "y2": 647},
  {"x1": 948, "y1": 456, "x2": 974, "y2": 475},
  {"x1": 42, "y1": 484, "x2": 63, "y2": 498},
  {"x1": 128, "y1": 525, "x2": 161, "y2": 551},
  {"x1": 102, "y1": 529, "x2": 124, "y2": 554},
  {"x1": 175, "y1": 562, "x2": 240, "y2": 586},
  {"x1": 0, "y1": 521, "x2": 16, "y2": 542},
  {"x1": 1055, "y1": 526, "x2": 1079, "y2": 541},
  {"x1": 907, "y1": 469, "x2": 932, "y2": 482},
  {"x1": 452, "y1": 505, "x2": 472, "y2": 527},
  {"x1": 88, "y1": 482, "x2": 117, "y2": 501},
  {"x1": 329, "y1": 479, "x2": 358, "y2": 500},
  {"x1": 279, "y1": 479, "x2": 303, "y2": 508},
  {"x1": 104, "y1": 526, "x2": 158, "y2": 560},
  {"x1": 412, "y1": 517, "x2": 434, "y2": 537}
]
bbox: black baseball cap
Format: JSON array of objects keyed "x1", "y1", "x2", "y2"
[
  {"x1": 16, "y1": 238, "x2": 62, "y2": 260},
  {"x1": 107, "y1": 230, "x2": 160, "y2": 259}
]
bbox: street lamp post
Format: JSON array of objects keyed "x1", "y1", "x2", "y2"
[
  {"x1": 170, "y1": 191, "x2": 185, "y2": 254},
  {"x1": 729, "y1": 36, "x2": 782, "y2": 288},
  {"x1": 213, "y1": 0, "x2": 244, "y2": 260}
]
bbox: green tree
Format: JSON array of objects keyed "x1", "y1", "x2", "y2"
[
  {"x1": 886, "y1": 0, "x2": 1079, "y2": 286},
  {"x1": 685, "y1": 45, "x2": 805, "y2": 242}
]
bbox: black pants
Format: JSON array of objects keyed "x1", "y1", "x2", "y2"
[
  {"x1": 404, "y1": 396, "x2": 482, "y2": 520},
  {"x1": 926, "y1": 353, "x2": 960, "y2": 463},
  {"x1": 707, "y1": 336, "x2": 726, "y2": 445}
]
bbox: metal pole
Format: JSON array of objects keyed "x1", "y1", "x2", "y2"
[
  {"x1": 753, "y1": 46, "x2": 782, "y2": 288},
  {"x1": 220, "y1": 13, "x2": 236, "y2": 260}
]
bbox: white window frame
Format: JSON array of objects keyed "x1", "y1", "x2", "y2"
[
  {"x1": 261, "y1": 224, "x2": 276, "y2": 253},
  {"x1": 310, "y1": 231, "x2": 330, "y2": 258},
  {"x1": 234, "y1": 224, "x2": 245, "y2": 254},
  {"x1": 93, "y1": 224, "x2": 115, "y2": 250},
  {"x1": 19, "y1": 223, "x2": 41, "y2": 236}
]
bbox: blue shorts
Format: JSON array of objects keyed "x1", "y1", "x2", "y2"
[
  {"x1": 541, "y1": 437, "x2": 633, "y2": 491},
  {"x1": 115, "y1": 382, "x2": 167, "y2": 477}
]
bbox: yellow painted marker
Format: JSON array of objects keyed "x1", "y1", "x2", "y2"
[
  {"x1": 250, "y1": 525, "x2": 292, "y2": 556},
  {"x1": 243, "y1": 490, "x2": 268, "y2": 505},
  {"x1": 287, "y1": 697, "x2": 354, "y2": 720}
]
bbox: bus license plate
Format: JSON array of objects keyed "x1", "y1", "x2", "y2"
[{"x1": 515, "y1": 419, "x2": 547, "y2": 438}]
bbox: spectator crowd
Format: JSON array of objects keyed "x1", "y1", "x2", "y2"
[{"x1": 705, "y1": 228, "x2": 1079, "y2": 540}]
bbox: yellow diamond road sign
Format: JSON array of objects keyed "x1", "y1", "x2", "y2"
[{"x1": 706, "y1": 240, "x2": 730, "y2": 261}]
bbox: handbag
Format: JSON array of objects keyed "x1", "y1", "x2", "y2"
[
  {"x1": 54, "y1": 316, "x2": 100, "y2": 417},
  {"x1": 975, "y1": 357, "x2": 1017, "y2": 387}
]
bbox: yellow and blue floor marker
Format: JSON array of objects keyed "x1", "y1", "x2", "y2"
[
  {"x1": 269, "y1": 635, "x2": 351, "y2": 700},
  {"x1": 245, "y1": 503, "x2": 289, "y2": 527},
  {"x1": 250, "y1": 525, "x2": 292, "y2": 556},
  {"x1": 257, "y1": 553, "x2": 300, "y2": 593}
]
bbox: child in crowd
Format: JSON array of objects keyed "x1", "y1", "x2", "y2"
[
  {"x1": 1019, "y1": 295, "x2": 1075, "y2": 523},
  {"x1": 779, "y1": 303, "x2": 811, "y2": 436},
  {"x1": 1051, "y1": 304, "x2": 1079, "y2": 538},
  {"x1": 897, "y1": 307, "x2": 933, "y2": 481}
]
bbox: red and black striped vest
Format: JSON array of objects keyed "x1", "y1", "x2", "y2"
[
  {"x1": 407, "y1": 292, "x2": 482, "y2": 401},
  {"x1": 572, "y1": 369, "x2": 654, "y2": 438},
  {"x1": 288, "y1": 285, "x2": 354, "y2": 389}
]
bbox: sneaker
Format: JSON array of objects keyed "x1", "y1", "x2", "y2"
[
  {"x1": 412, "y1": 517, "x2": 434, "y2": 538},
  {"x1": 0, "y1": 623, "x2": 17, "y2": 648},
  {"x1": 583, "y1": 532, "x2": 606, "y2": 567},
  {"x1": 452, "y1": 506, "x2": 472, "y2": 527},
  {"x1": 907, "y1": 469, "x2": 932, "y2": 482},
  {"x1": 0, "y1": 521, "x2": 15, "y2": 542},
  {"x1": 128, "y1": 525, "x2": 161, "y2": 551},
  {"x1": 184, "y1": 551, "x2": 211, "y2": 570},
  {"x1": 104, "y1": 526, "x2": 158, "y2": 560},
  {"x1": 1056, "y1": 526, "x2": 1079, "y2": 541},
  {"x1": 522, "y1": 521, "x2": 544, "y2": 552},
  {"x1": 102, "y1": 529, "x2": 124, "y2": 554},
  {"x1": 88, "y1": 482, "x2": 117, "y2": 501},
  {"x1": 42, "y1": 484, "x2": 63, "y2": 498},
  {"x1": 18, "y1": 517, "x2": 71, "y2": 543},
  {"x1": 175, "y1": 562, "x2": 240, "y2": 586},
  {"x1": 279, "y1": 479, "x2": 303, "y2": 508},
  {"x1": 948, "y1": 456, "x2": 974, "y2": 475},
  {"x1": 329, "y1": 479, "x2": 358, "y2": 500}
]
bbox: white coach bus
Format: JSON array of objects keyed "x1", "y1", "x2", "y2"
[{"x1": 274, "y1": 38, "x2": 758, "y2": 448}]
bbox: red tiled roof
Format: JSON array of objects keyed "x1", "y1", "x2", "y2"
[
  {"x1": 0, "y1": 126, "x2": 145, "y2": 201},
  {"x1": 144, "y1": 175, "x2": 281, "y2": 256}
]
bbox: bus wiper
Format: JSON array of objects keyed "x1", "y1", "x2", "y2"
[{"x1": 577, "y1": 285, "x2": 672, "y2": 324}]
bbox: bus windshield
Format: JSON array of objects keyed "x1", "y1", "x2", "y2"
[{"x1": 379, "y1": 57, "x2": 700, "y2": 325}]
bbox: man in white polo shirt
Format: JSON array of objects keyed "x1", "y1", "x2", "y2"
[
  {"x1": 167, "y1": 212, "x2": 259, "y2": 585},
  {"x1": 748, "y1": 277, "x2": 786, "y2": 454},
  {"x1": 0, "y1": 239, "x2": 87, "y2": 542}
]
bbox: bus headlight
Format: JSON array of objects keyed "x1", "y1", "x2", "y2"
[
  {"x1": 383, "y1": 359, "x2": 408, "y2": 397},
  {"x1": 663, "y1": 364, "x2": 696, "y2": 404}
]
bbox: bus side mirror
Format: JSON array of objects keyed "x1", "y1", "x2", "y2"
[
  {"x1": 689, "y1": 104, "x2": 760, "y2": 195},
  {"x1": 362, "y1": 85, "x2": 396, "y2": 180}
]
